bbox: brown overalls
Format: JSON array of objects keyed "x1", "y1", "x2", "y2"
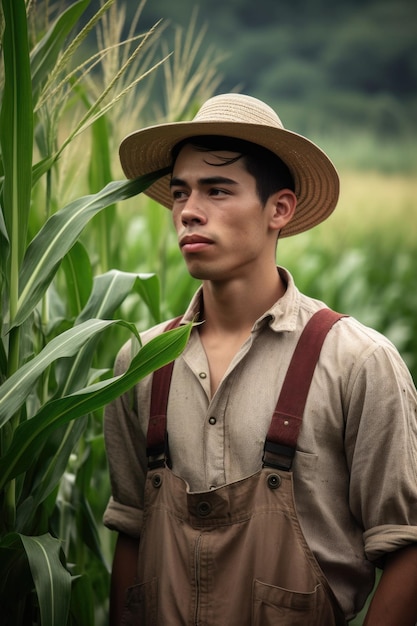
[{"x1": 122, "y1": 309, "x2": 347, "y2": 626}]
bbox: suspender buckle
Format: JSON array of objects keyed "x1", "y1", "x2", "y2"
[
  {"x1": 146, "y1": 434, "x2": 172, "y2": 470},
  {"x1": 147, "y1": 455, "x2": 166, "y2": 470},
  {"x1": 262, "y1": 440, "x2": 295, "y2": 471}
]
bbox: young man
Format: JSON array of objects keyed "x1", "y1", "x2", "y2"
[{"x1": 103, "y1": 93, "x2": 417, "y2": 625}]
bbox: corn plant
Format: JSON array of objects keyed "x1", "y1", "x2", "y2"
[{"x1": 0, "y1": 1, "x2": 192, "y2": 624}]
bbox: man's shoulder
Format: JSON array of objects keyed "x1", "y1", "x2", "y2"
[{"x1": 297, "y1": 292, "x2": 399, "y2": 356}]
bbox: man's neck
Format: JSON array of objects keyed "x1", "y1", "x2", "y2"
[{"x1": 200, "y1": 266, "x2": 286, "y2": 334}]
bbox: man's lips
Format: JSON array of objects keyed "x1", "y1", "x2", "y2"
[{"x1": 179, "y1": 234, "x2": 214, "y2": 253}]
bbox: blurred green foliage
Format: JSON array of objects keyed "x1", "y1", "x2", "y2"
[
  {"x1": 112, "y1": 0, "x2": 417, "y2": 172},
  {"x1": 137, "y1": 2, "x2": 416, "y2": 105}
]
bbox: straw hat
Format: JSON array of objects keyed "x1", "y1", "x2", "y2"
[{"x1": 119, "y1": 93, "x2": 339, "y2": 237}]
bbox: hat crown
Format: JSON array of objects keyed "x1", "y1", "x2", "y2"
[
  {"x1": 193, "y1": 93, "x2": 285, "y2": 130},
  {"x1": 119, "y1": 92, "x2": 339, "y2": 237}
]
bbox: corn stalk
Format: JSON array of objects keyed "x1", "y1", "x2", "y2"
[{"x1": 0, "y1": 1, "x2": 190, "y2": 624}]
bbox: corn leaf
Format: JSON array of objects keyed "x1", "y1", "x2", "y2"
[
  {"x1": 31, "y1": 155, "x2": 57, "y2": 186},
  {"x1": 16, "y1": 417, "x2": 88, "y2": 533},
  {"x1": 60, "y1": 241, "x2": 93, "y2": 318},
  {"x1": 55, "y1": 270, "x2": 160, "y2": 395},
  {"x1": 0, "y1": 0, "x2": 33, "y2": 268},
  {"x1": 0, "y1": 533, "x2": 42, "y2": 621},
  {"x1": 46, "y1": 433, "x2": 109, "y2": 570},
  {"x1": 20, "y1": 533, "x2": 72, "y2": 626},
  {"x1": 87, "y1": 110, "x2": 115, "y2": 272},
  {"x1": 69, "y1": 574, "x2": 95, "y2": 625},
  {"x1": 74, "y1": 437, "x2": 110, "y2": 567},
  {"x1": 13, "y1": 169, "x2": 169, "y2": 329},
  {"x1": 133, "y1": 273, "x2": 162, "y2": 324},
  {"x1": 77, "y1": 495, "x2": 106, "y2": 566},
  {"x1": 0, "y1": 318, "x2": 140, "y2": 428},
  {"x1": 0, "y1": 201, "x2": 10, "y2": 278},
  {"x1": 0, "y1": 323, "x2": 191, "y2": 488},
  {"x1": 77, "y1": 269, "x2": 160, "y2": 324},
  {"x1": 30, "y1": 0, "x2": 90, "y2": 102}
]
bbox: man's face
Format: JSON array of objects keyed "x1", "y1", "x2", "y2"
[{"x1": 170, "y1": 143, "x2": 277, "y2": 283}]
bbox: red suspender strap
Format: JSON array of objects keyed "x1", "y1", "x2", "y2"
[
  {"x1": 148, "y1": 309, "x2": 346, "y2": 472},
  {"x1": 263, "y1": 308, "x2": 346, "y2": 471},
  {"x1": 147, "y1": 316, "x2": 182, "y2": 468}
]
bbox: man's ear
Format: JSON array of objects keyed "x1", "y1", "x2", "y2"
[{"x1": 268, "y1": 189, "x2": 297, "y2": 232}]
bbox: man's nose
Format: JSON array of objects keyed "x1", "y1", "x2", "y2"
[{"x1": 181, "y1": 192, "x2": 207, "y2": 226}]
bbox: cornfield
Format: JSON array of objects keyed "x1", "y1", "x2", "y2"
[{"x1": 0, "y1": 1, "x2": 415, "y2": 625}]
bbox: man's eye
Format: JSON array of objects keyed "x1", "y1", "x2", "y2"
[
  {"x1": 172, "y1": 190, "x2": 187, "y2": 200},
  {"x1": 210, "y1": 188, "x2": 228, "y2": 196}
]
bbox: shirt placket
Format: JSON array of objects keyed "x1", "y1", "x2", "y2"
[{"x1": 184, "y1": 333, "x2": 255, "y2": 490}]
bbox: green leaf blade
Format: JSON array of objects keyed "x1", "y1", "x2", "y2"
[
  {"x1": 56, "y1": 270, "x2": 156, "y2": 396},
  {"x1": 16, "y1": 418, "x2": 88, "y2": 532},
  {"x1": 60, "y1": 241, "x2": 93, "y2": 318},
  {"x1": 0, "y1": 318, "x2": 137, "y2": 428},
  {"x1": 14, "y1": 170, "x2": 169, "y2": 328},
  {"x1": 0, "y1": 323, "x2": 191, "y2": 487},
  {"x1": 0, "y1": 0, "x2": 33, "y2": 269},
  {"x1": 20, "y1": 533, "x2": 71, "y2": 626},
  {"x1": 30, "y1": 0, "x2": 90, "y2": 101}
]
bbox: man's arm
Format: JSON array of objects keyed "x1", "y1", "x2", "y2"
[
  {"x1": 109, "y1": 532, "x2": 139, "y2": 626},
  {"x1": 364, "y1": 544, "x2": 417, "y2": 626}
]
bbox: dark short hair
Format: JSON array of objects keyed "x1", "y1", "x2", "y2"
[{"x1": 171, "y1": 135, "x2": 295, "y2": 206}]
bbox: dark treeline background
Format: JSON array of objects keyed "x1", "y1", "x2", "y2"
[{"x1": 130, "y1": 0, "x2": 416, "y2": 150}]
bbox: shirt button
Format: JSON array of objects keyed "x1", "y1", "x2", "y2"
[
  {"x1": 199, "y1": 372, "x2": 207, "y2": 379},
  {"x1": 208, "y1": 416, "x2": 217, "y2": 425}
]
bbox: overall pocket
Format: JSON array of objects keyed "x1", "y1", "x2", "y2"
[
  {"x1": 252, "y1": 579, "x2": 327, "y2": 626},
  {"x1": 121, "y1": 578, "x2": 158, "y2": 626}
]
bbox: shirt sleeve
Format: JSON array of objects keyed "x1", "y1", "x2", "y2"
[
  {"x1": 103, "y1": 340, "x2": 148, "y2": 538},
  {"x1": 345, "y1": 335, "x2": 417, "y2": 564}
]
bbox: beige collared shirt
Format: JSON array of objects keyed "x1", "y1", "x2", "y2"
[{"x1": 104, "y1": 267, "x2": 417, "y2": 619}]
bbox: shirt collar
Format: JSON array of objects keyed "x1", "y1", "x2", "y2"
[{"x1": 180, "y1": 266, "x2": 301, "y2": 334}]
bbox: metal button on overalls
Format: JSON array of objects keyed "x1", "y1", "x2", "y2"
[{"x1": 197, "y1": 501, "x2": 212, "y2": 517}]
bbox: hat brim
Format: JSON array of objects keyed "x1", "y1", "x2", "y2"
[{"x1": 119, "y1": 120, "x2": 339, "y2": 237}]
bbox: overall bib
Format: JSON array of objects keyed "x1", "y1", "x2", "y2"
[{"x1": 122, "y1": 309, "x2": 347, "y2": 626}]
